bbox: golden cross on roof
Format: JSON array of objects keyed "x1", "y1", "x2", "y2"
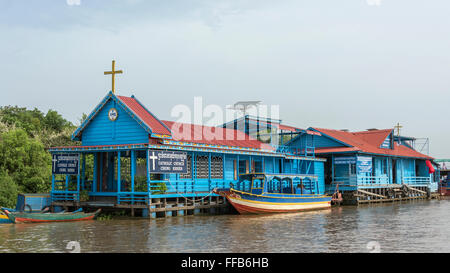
[
  {"x1": 104, "y1": 60, "x2": 123, "y2": 94},
  {"x1": 394, "y1": 122, "x2": 403, "y2": 136}
]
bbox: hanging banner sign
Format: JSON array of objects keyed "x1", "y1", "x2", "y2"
[
  {"x1": 357, "y1": 156, "x2": 373, "y2": 173},
  {"x1": 148, "y1": 150, "x2": 188, "y2": 174},
  {"x1": 334, "y1": 157, "x2": 356, "y2": 165},
  {"x1": 52, "y1": 154, "x2": 80, "y2": 175}
]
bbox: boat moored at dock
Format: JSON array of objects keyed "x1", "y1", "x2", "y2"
[
  {"x1": 214, "y1": 173, "x2": 332, "y2": 214},
  {"x1": 0, "y1": 213, "x2": 13, "y2": 224},
  {"x1": 1, "y1": 208, "x2": 101, "y2": 224}
]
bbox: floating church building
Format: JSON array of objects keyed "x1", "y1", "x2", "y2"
[{"x1": 49, "y1": 91, "x2": 327, "y2": 216}]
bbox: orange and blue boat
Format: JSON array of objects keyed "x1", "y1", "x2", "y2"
[{"x1": 214, "y1": 173, "x2": 332, "y2": 214}]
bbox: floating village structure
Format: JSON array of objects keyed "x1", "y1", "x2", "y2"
[
  {"x1": 436, "y1": 159, "x2": 450, "y2": 195},
  {"x1": 286, "y1": 127, "x2": 440, "y2": 204},
  {"x1": 223, "y1": 118, "x2": 440, "y2": 205},
  {"x1": 45, "y1": 61, "x2": 440, "y2": 216},
  {"x1": 49, "y1": 91, "x2": 327, "y2": 217}
]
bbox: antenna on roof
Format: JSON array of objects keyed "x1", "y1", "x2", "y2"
[{"x1": 227, "y1": 101, "x2": 262, "y2": 116}]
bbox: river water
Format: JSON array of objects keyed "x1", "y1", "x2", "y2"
[{"x1": 1, "y1": 199, "x2": 449, "y2": 253}]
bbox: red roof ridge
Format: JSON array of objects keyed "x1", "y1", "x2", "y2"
[
  {"x1": 353, "y1": 128, "x2": 393, "y2": 134},
  {"x1": 117, "y1": 95, "x2": 172, "y2": 137}
]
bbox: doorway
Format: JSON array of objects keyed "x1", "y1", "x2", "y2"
[{"x1": 96, "y1": 152, "x2": 117, "y2": 192}]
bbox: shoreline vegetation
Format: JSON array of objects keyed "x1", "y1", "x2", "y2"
[{"x1": 0, "y1": 105, "x2": 85, "y2": 208}]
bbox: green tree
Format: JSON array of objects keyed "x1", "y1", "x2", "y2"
[
  {"x1": 44, "y1": 109, "x2": 72, "y2": 132},
  {"x1": 0, "y1": 106, "x2": 45, "y2": 136},
  {"x1": 0, "y1": 129, "x2": 52, "y2": 194},
  {"x1": 0, "y1": 171, "x2": 19, "y2": 208}
]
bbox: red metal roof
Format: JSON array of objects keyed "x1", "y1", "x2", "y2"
[
  {"x1": 117, "y1": 96, "x2": 172, "y2": 136},
  {"x1": 278, "y1": 124, "x2": 299, "y2": 132},
  {"x1": 162, "y1": 120, "x2": 275, "y2": 151},
  {"x1": 117, "y1": 95, "x2": 273, "y2": 151},
  {"x1": 312, "y1": 127, "x2": 433, "y2": 160}
]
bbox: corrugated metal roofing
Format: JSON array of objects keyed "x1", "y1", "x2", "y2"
[
  {"x1": 312, "y1": 127, "x2": 433, "y2": 160},
  {"x1": 117, "y1": 96, "x2": 172, "y2": 136},
  {"x1": 162, "y1": 120, "x2": 275, "y2": 151}
]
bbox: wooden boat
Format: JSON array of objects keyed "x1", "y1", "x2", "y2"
[
  {"x1": 439, "y1": 180, "x2": 450, "y2": 196},
  {"x1": 1, "y1": 208, "x2": 101, "y2": 224},
  {"x1": 213, "y1": 173, "x2": 332, "y2": 214},
  {"x1": 0, "y1": 213, "x2": 13, "y2": 224}
]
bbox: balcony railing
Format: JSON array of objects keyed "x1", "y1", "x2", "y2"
[
  {"x1": 403, "y1": 177, "x2": 431, "y2": 185},
  {"x1": 331, "y1": 176, "x2": 431, "y2": 187},
  {"x1": 277, "y1": 145, "x2": 315, "y2": 157},
  {"x1": 357, "y1": 176, "x2": 390, "y2": 186}
]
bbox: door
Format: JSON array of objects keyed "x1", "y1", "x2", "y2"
[{"x1": 96, "y1": 152, "x2": 117, "y2": 192}]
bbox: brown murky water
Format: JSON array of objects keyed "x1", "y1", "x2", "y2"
[{"x1": 1, "y1": 199, "x2": 449, "y2": 253}]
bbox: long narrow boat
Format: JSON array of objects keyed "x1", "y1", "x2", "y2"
[
  {"x1": 214, "y1": 173, "x2": 332, "y2": 214},
  {"x1": 1, "y1": 209, "x2": 101, "y2": 224}
]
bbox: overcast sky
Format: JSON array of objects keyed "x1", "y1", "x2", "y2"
[{"x1": 0, "y1": 0, "x2": 449, "y2": 158}]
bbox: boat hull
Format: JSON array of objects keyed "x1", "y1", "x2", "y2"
[
  {"x1": 0, "y1": 214, "x2": 13, "y2": 224},
  {"x1": 438, "y1": 183, "x2": 450, "y2": 196},
  {"x1": 216, "y1": 190, "x2": 332, "y2": 214},
  {"x1": 3, "y1": 209, "x2": 101, "y2": 224},
  {"x1": 439, "y1": 187, "x2": 450, "y2": 196}
]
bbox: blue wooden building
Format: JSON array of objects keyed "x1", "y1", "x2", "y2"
[
  {"x1": 283, "y1": 127, "x2": 439, "y2": 204},
  {"x1": 49, "y1": 92, "x2": 326, "y2": 215}
]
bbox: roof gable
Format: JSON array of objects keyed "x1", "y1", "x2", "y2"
[
  {"x1": 308, "y1": 128, "x2": 355, "y2": 147},
  {"x1": 80, "y1": 98, "x2": 149, "y2": 146},
  {"x1": 353, "y1": 129, "x2": 393, "y2": 149},
  {"x1": 118, "y1": 95, "x2": 172, "y2": 138},
  {"x1": 72, "y1": 92, "x2": 172, "y2": 141}
]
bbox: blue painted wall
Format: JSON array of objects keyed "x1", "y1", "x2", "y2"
[
  {"x1": 289, "y1": 134, "x2": 346, "y2": 149},
  {"x1": 416, "y1": 160, "x2": 429, "y2": 177},
  {"x1": 82, "y1": 99, "x2": 149, "y2": 146},
  {"x1": 314, "y1": 161, "x2": 325, "y2": 194},
  {"x1": 264, "y1": 157, "x2": 275, "y2": 173}
]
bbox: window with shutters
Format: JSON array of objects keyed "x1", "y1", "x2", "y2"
[
  {"x1": 254, "y1": 161, "x2": 263, "y2": 173},
  {"x1": 211, "y1": 156, "x2": 223, "y2": 179},
  {"x1": 239, "y1": 160, "x2": 248, "y2": 174},
  {"x1": 196, "y1": 155, "x2": 209, "y2": 179},
  {"x1": 180, "y1": 155, "x2": 192, "y2": 179}
]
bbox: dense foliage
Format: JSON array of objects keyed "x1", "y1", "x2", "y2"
[{"x1": 0, "y1": 106, "x2": 79, "y2": 207}]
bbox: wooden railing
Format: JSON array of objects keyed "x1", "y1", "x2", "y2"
[
  {"x1": 276, "y1": 145, "x2": 315, "y2": 157},
  {"x1": 403, "y1": 177, "x2": 431, "y2": 185}
]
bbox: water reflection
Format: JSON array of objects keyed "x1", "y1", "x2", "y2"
[{"x1": 0, "y1": 200, "x2": 449, "y2": 253}]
